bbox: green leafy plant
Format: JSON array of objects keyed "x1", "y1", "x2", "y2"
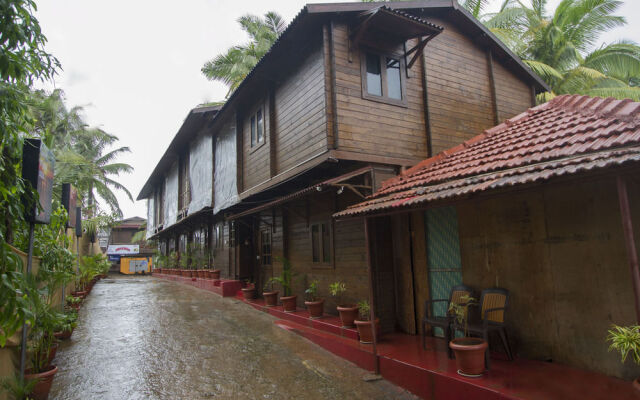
[
  {"x1": 305, "y1": 280, "x2": 321, "y2": 302},
  {"x1": 264, "y1": 256, "x2": 293, "y2": 296},
  {"x1": 357, "y1": 300, "x2": 370, "y2": 321},
  {"x1": 168, "y1": 252, "x2": 179, "y2": 268},
  {"x1": 607, "y1": 325, "x2": 640, "y2": 365},
  {"x1": 1, "y1": 373, "x2": 38, "y2": 400},
  {"x1": 66, "y1": 295, "x2": 81, "y2": 306},
  {"x1": 329, "y1": 281, "x2": 347, "y2": 307},
  {"x1": 449, "y1": 295, "x2": 477, "y2": 338}
]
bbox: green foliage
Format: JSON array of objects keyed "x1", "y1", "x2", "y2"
[
  {"x1": 328, "y1": 281, "x2": 347, "y2": 306},
  {"x1": 0, "y1": 0, "x2": 58, "y2": 348},
  {"x1": 449, "y1": 295, "x2": 477, "y2": 338},
  {"x1": 1, "y1": 373, "x2": 38, "y2": 400},
  {"x1": 168, "y1": 252, "x2": 178, "y2": 268},
  {"x1": 78, "y1": 253, "x2": 108, "y2": 288},
  {"x1": 65, "y1": 295, "x2": 81, "y2": 306},
  {"x1": 607, "y1": 324, "x2": 640, "y2": 365},
  {"x1": 202, "y1": 11, "x2": 286, "y2": 97},
  {"x1": 304, "y1": 280, "x2": 320, "y2": 302},
  {"x1": 462, "y1": 0, "x2": 640, "y2": 101},
  {"x1": 357, "y1": 299, "x2": 370, "y2": 321},
  {"x1": 264, "y1": 256, "x2": 293, "y2": 296}
]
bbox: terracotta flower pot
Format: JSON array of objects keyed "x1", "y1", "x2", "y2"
[
  {"x1": 25, "y1": 365, "x2": 58, "y2": 400},
  {"x1": 241, "y1": 287, "x2": 256, "y2": 300},
  {"x1": 281, "y1": 295, "x2": 297, "y2": 312},
  {"x1": 337, "y1": 305, "x2": 359, "y2": 328},
  {"x1": 305, "y1": 299, "x2": 324, "y2": 319},
  {"x1": 211, "y1": 269, "x2": 221, "y2": 280},
  {"x1": 449, "y1": 337, "x2": 488, "y2": 377},
  {"x1": 263, "y1": 291, "x2": 279, "y2": 307},
  {"x1": 72, "y1": 291, "x2": 86, "y2": 299},
  {"x1": 180, "y1": 270, "x2": 189, "y2": 277},
  {"x1": 54, "y1": 329, "x2": 73, "y2": 340},
  {"x1": 354, "y1": 318, "x2": 380, "y2": 344}
]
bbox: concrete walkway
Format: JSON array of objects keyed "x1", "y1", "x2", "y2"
[{"x1": 49, "y1": 275, "x2": 417, "y2": 400}]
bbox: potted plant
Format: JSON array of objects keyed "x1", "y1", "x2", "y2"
[
  {"x1": 168, "y1": 251, "x2": 179, "y2": 275},
  {"x1": 329, "y1": 281, "x2": 358, "y2": 328},
  {"x1": 178, "y1": 252, "x2": 190, "y2": 277},
  {"x1": 241, "y1": 280, "x2": 257, "y2": 300},
  {"x1": 276, "y1": 257, "x2": 296, "y2": 312},
  {"x1": 448, "y1": 295, "x2": 487, "y2": 377},
  {"x1": 607, "y1": 324, "x2": 640, "y2": 392},
  {"x1": 53, "y1": 309, "x2": 78, "y2": 340},
  {"x1": 262, "y1": 278, "x2": 279, "y2": 307},
  {"x1": 304, "y1": 280, "x2": 324, "y2": 319},
  {"x1": 1, "y1": 374, "x2": 38, "y2": 400},
  {"x1": 354, "y1": 300, "x2": 380, "y2": 344},
  {"x1": 66, "y1": 295, "x2": 82, "y2": 311}
]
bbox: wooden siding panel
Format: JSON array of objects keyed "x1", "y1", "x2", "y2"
[
  {"x1": 492, "y1": 58, "x2": 535, "y2": 120},
  {"x1": 275, "y1": 42, "x2": 328, "y2": 174},
  {"x1": 242, "y1": 97, "x2": 270, "y2": 191},
  {"x1": 423, "y1": 17, "x2": 495, "y2": 155},
  {"x1": 332, "y1": 23, "x2": 428, "y2": 160}
]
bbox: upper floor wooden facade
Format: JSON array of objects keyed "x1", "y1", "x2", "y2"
[{"x1": 139, "y1": 1, "x2": 547, "y2": 250}]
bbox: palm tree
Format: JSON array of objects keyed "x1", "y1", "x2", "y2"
[
  {"x1": 55, "y1": 128, "x2": 134, "y2": 219},
  {"x1": 471, "y1": 0, "x2": 640, "y2": 101},
  {"x1": 202, "y1": 12, "x2": 286, "y2": 97}
]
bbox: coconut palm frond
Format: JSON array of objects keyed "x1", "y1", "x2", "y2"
[{"x1": 523, "y1": 59, "x2": 564, "y2": 81}]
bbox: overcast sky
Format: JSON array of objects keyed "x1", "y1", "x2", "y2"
[{"x1": 35, "y1": 0, "x2": 640, "y2": 220}]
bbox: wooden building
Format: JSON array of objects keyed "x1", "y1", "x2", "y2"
[{"x1": 138, "y1": 0, "x2": 550, "y2": 358}]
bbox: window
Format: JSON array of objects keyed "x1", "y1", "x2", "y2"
[
  {"x1": 260, "y1": 230, "x2": 272, "y2": 267},
  {"x1": 361, "y1": 51, "x2": 406, "y2": 105},
  {"x1": 178, "y1": 153, "x2": 190, "y2": 213},
  {"x1": 310, "y1": 221, "x2": 332, "y2": 265},
  {"x1": 250, "y1": 106, "x2": 264, "y2": 147}
]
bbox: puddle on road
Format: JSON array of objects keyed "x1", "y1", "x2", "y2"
[{"x1": 49, "y1": 275, "x2": 417, "y2": 400}]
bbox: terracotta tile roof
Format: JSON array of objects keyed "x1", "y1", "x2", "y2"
[{"x1": 335, "y1": 95, "x2": 640, "y2": 218}]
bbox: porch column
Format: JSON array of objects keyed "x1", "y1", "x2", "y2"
[
  {"x1": 364, "y1": 217, "x2": 380, "y2": 374},
  {"x1": 616, "y1": 175, "x2": 640, "y2": 322}
]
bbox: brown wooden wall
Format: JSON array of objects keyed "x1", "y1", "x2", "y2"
[
  {"x1": 332, "y1": 22, "x2": 428, "y2": 161},
  {"x1": 421, "y1": 16, "x2": 534, "y2": 156},
  {"x1": 274, "y1": 41, "x2": 327, "y2": 174},
  {"x1": 241, "y1": 97, "x2": 271, "y2": 191},
  {"x1": 258, "y1": 191, "x2": 370, "y2": 313}
]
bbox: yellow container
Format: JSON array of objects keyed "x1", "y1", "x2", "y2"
[{"x1": 120, "y1": 256, "x2": 152, "y2": 275}]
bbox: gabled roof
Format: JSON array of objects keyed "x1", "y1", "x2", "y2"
[
  {"x1": 335, "y1": 95, "x2": 640, "y2": 218},
  {"x1": 137, "y1": 105, "x2": 221, "y2": 200}
]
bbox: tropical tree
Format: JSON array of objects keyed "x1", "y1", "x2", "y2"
[
  {"x1": 468, "y1": 0, "x2": 640, "y2": 101},
  {"x1": 202, "y1": 11, "x2": 286, "y2": 96}
]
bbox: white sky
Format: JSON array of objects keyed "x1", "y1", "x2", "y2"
[{"x1": 35, "y1": 0, "x2": 640, "y2": 220}]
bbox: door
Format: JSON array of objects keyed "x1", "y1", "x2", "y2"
[{"x1": 425, "y1": 206, "x2": 463, "y2": 336}]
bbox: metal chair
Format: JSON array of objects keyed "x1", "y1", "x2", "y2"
[
  {"x1": 422, "y1": 284, "x2": 473, "y2": 358},
  {"x1": 454, "y1": 287, "x2": 513, "y2": 369}
]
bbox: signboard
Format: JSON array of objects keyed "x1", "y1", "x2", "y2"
[
  {"x1": 22, "y1": 139, "x2": 55, "y2": 224},
  {"x1": 75, "y1": 207, "x2": 82, "y2": 237},
  {"x1": 106, "y1": 245, "x2": 139, "y2": 255},
  {"x1": 108, "y1": 255, "x2": 121, "y2": 263},
  {"x1": 61, "y1": 183, "x2": 77, "y2": 228}
]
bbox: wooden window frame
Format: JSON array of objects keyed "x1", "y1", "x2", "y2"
[
  {"x1": 249, "y1": 104, "x2": 266, "y2": 152},
  {"x1": 309, "y1": 219, "x2": 334, "y2": 268},
  {"x1": 260, "y1": 229, "x2": 272, "y2": 267},
  {"x1": 360, "y1": 49, "x2": 408, "y2": 107}
]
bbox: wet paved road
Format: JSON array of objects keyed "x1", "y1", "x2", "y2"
[{"x1": 50, "y1": 275, "x2": 417, "y2": 400}]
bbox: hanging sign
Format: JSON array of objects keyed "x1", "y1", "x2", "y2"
[
  {"x1": 61, "y1": 183, "x2": 77, "y2": 228},
  {"x1": 75, "y1": 206, "x2": 83, "y2": 237},
  {"x1": 22, "y1": 139, "x2": 55, "y2": 224},
  {"x1": 106, "y1": 245, "x2": 139, "y2": 255}
]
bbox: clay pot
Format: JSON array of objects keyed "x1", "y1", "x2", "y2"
[
  {"x1": 211, "y1": 270, "x2": 221, "y2": 280},
  {"x1": 180, "y1": 270, "x2": 189, "y2": 277},
  {"x1": 71, "y1": 291, "x2": 86, "y2": 299},
  {"x1": 54, "y1": 329, "x2": 73, "y2": 340},
  {"x1": 449, "y1": 337, "x2": 488, "y2": 377},
  {"x1": 337, "y1": 305, "x2": 359, "y2": 328},
  {"x1": 198, "y1": 270, "x2": 206, "y2": 278},
  {"x1": 263, "y1": 291, "x2": 279, "y2": 307},
  {"x1": 354, "y1": 318, "x2": 380, "y2": 344},
  {"x1": 305, "y1": 299, "x2": 324, "y2": 319},
  {"x1": 241, "y1": 287, "x2": 256, "y2": 300},
  {"x1": 25, "y1": 365, "x2": 58, "y2": 400},
  {"x1": 281, "y1": 295, "x2": 297, "y2": 312}
]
